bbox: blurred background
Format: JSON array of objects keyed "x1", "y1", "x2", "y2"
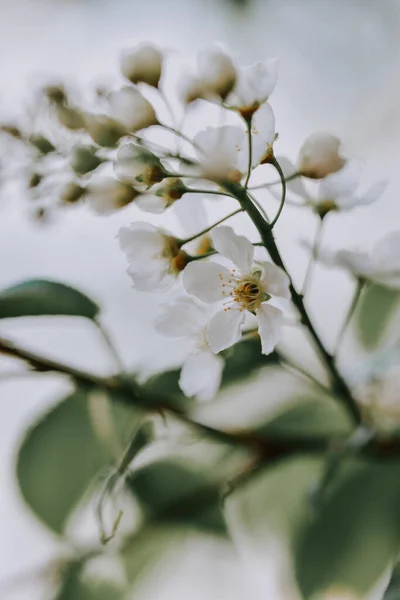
[{"x1": 1, "y1": 0, "x2": 400, "y2": 598}]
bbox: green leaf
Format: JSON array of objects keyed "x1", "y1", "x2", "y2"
[
  {"x1": 17, "y1": 389, "x2": 139, "y2": 533},
  {"x1": 0, "y1": 279, "x2": 99, "y2": 320},
  {"x1": 127, "y1": 459, "x2": 226, "y2": 535},
  {"x1": 295, "y1": 460, "x2": 400, "y2": 598},
  {"x1": 258, "y1": 396, "x2": 353, "y2": 439},
  {"x1": 56, "y1": 560, "x2": 123, "y2": 600},
  {"x1": 356, "y1": 284, "x2": 400, "y2": 349}
]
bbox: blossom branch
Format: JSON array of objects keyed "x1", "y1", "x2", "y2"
[{"x1": 221, "y1": 182, "x2": 363, "y2": 425}]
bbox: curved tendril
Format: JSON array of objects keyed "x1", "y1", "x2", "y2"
[{"x1": 268, "y1": 157, "x2": 286, "y2": 229}]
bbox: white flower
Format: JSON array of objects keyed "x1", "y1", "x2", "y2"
[
  {"x1": 318, "y1": 231, "x2": 400, "y2": 289},
  {"x1": 226, "y1": 57, "x2": 279, "y2": 117},
  {"x1": 114, "y1": 143, "x2": 167, "y2": 187},
  {"x1": 86, "y1": 177, "x2": 137, "y2": 213},
  {"x1": 109, "y1": 87, "x2": 158, "y2": 133},
  {"x1": 120, "y1": 44, "x2": 163, "y2": 88},
  {"x1": 276, "y1": 158, "x2": 387, "y2": 217},
  {"x1": 134, "y1": 178, "x2": 187, "y2": 213},
  {"x1": 155, "y1": 297, "x2": 224, "y2": 401},
  {"x1": 297, "y1": 133, "x2": 346, "y2": 179},
  {"x1": 118, "y1": 222, "x2": 188, "y2": 291},
  {"x1": 183, "y1": 226, "x2": 290, "y2": 354},
  {"x1": 194, "y1": 103, "x2": 276, "y2": 182}
]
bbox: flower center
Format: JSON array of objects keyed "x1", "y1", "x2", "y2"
[{"x1": 220, "y1": 269, "x2": 266, "y2": 312}]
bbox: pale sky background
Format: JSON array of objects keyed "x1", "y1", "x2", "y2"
[{"x1": 0, "y1": 0, "x2": 400, "y2": 598}]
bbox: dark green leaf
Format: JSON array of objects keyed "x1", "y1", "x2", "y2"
[
  {"x1": 17, "y1": 389, "x2": 139, "y2": 533},
  {"x1": 356, "y1": 284, "x2": 400, "y2": 349},
  {"x1": 0, "y1": 279, "x2": 99, "y2": 320},
  {"x1": 258, "y1": 396, "x2": 353, "y2": 439},
  {"x1": 127, "y1": 459, "x2": 226, "y2": 535},
  {"x1": 295, "y1": 460, "x2": 400, "y2": 598}
]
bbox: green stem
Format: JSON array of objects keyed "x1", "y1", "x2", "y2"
[
  {"x1": 249, "y1": 171, "x2": 300, "y2": 190},
  {"x1": 222, "y1": 182, "x2": 362, "y2": 425},
  {"x1": 179, "y1": 208, "x2": 243, "y2": 246},
  {"x1": 95, "y1": 319, "x2": 125, "y2": 374},
  {"x1": 268, "y1": 157, "x2": 286, "y2": 229},
  {"x1": 301, "y1": 217, "x2": 325, "y2": 296},
  {"x1": 334, "y1": 279, "x2": 365, "y2": 356},
  {"x1": 243, "y1": 117, "x2": 253, "y2": 189},
  {"x1": 184, "y1": 188, "x2": 234, "y2": 198}
]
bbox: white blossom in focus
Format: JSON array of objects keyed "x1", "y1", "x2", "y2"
[
  {"x1": 114, "y1": 143, "x2": 167, "y2": 187},
  {"x1": 118, "y1": 222, "x2": 188, "y2": 291},
  {"x1": 317, "y1": 231, "x2": 400, "y2": 288},
  {"x1": 275, "y1": 158, "x2": 387, "y2": 218},
  {"x1": 226, "y1": 57, "x2": 279, "y2": 118},
  {"x1": 109, "y1": 87, "x2": 158, "y2": 132},
  {"x1": 121, "y1": 44, "x2": 163, "y2": 88},
  {"x1": 86, "y1": 177, "x2": 137, "y2": 213},
  {"x1": 298, "y1": 133, "x2": 346, "y2": 179},
  {"x1": 155, "y1": 297, "x2": 224, "y2": 401},
  {"x1": 194, "y1": 103, "x2": 276, "y2": 182},
  {"x1": 183, "y1": 226, "x2": 290, "y2": 354}
]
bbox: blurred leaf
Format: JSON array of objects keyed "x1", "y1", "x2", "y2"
[
  {"x1": 142, "y1": 338, "x2": 278, "y2": 410},
  {"x1": 295, "y1": 460, "x2": 400, "y2": 598},
  {"x1": 356, "y1": 284, "x2": 400, "y2": 349},
  {"x1": 17, "y1": 389, "x2": 139, "y2": 533},
  {"x1": 0, "y1": 279, "x2": 99, "y2": 320},
  {"x1": 258, "y1": 396, "x2": 353, "y2": 439},
  {"x1": 127, "y1": 459, "x2": 226, "y2": 535},
  {"x1": 57, "y1": 560, "x2": 123, "y2": 600},
  {"x1": 383, "y1": 563, "x2": 400, "y2": 600}
]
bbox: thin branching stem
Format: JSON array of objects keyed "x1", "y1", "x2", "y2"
[
  {"x1": 179, "y1": 208, "x2": 243, "y2": 246},
  {"x1": 302, "y1": 217, "x2": 325, "y2": 297},
  {"x1": 243, "y1": 117, "x2": 253, "y2": 189},
  {"x1": 334, "y1": 278, "x2": 365, "y2": 356},
  {"x1": 268, "y1": 157, "x2": 287, "y2": 229},
  {"x1": 249, "y1": 171, "x2": 300, "y2": 190}
]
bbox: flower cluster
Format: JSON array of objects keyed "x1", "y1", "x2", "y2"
[{"x1": 0, "y1": 42, "x2": 397, "y2": 406}]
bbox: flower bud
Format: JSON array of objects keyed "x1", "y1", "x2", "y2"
[
  {"x1": 60, "y1": 181, "x2": 86, "y2": 205},
  {"x1": 28, "y1": 172, "x2": 43, "y2": 189},
  {"x1": 55, "y1": 104, "x2": 85, "y2": 131},
  {"x1": 29, "y1": 135, "x2": 55, "y2": 155},
  {"x1": 298, "y1": 133, "x2": 346, "y2": 179},
  {"x1": 109, "y1": 87, "x2": 158, "y2": 133},
  {"x1": 155, "y1": 177, "x2": 187, "y2": 202},
  {"x1": 197, "y1": 45, "x2": 237, "y2": 100},
  {"x1": 179, "y1": 74, "x2": 208, "y2": 105},
  {"x1": 121, "y1": 44, "x2": 163, "y2": 88},
  {"x1": 86, "y1": 177, "x2": 137, "y2": 213},
  {"x1": 43, "y1": 84, "x2": 67, "y2": 104},
  {"x1": 83, "y1": 113, "x2": 126, "y2": 148},
  {"x1": 70, "y1": 144, "x2": 104, "y2": 175},
  {"x1": 114, "y1": 144, "x2": 167, "y2": 187},
  {"x1": 0, "y1": 124, "x2": 23, "y2": 139}
]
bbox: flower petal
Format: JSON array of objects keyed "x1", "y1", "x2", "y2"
[
  {"x1": 183, "y1": 261, "x2": 231, "y2": 303},
  {"x1": 211, "y1": 226, "x2": 254, "y2": 273},
  {"x1": 259, "y1": 262, "x2": 291, "y2": 299},
  {"x1": 155, "y1": 297, "x2": 211, "y2": 338},
  {"x1": 297, "y1": 133, "x2": 345, "y2": 179},
  {"x1": 318, "y1": 159, "x2": 363, "y2": 201},
  {"x1": 275, "y1": 156, "x2": 308, "y2": 198},
  {"x1": 174, "y1": 193, "x2": 209, "y2": 235},
  {"x1": 135, "y1": 194, "x2": 166, "y2": 213},
  {"x1": 257, "y1": 302, "x2": 283, "y2": 355},
  {"x1": 251, "y1": 102, "x2": 276, "y2": 167},
  {"x1": 179, "y1": 350, "x2": 224, "y2": 401},
  {"x1": 336, "y1": 180, "x2": 387, "y2": 210},
  {"x1": 206, "y1": 309, "x2": 245, "y2": 353},
  {"x1": 228, "y1": 58, "x2": 278, "y2": 108},
  {"x1": 118, "y1": 222, "x2": 164, "y2": 265}
]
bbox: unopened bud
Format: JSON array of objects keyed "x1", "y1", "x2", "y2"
[
  {"x1": 86, "y1": 177, "x2": 137, "y2": 213},
  {"x1": 60, "y1": 181, "x2": 86, "y2": 205},
  {"x1": 114, "y1": 144, "x2": 167, "y2": 187},
  {"x1": 71, "y1": 144, "x2": 104, "y2": 175},
  {"x1": 197, "y1": 45, "x2": 237, "y2": 100},
  {"x1": 55, "y1": 104, "x2": 85, "y2": 131},
  {"x1": 298, "y1": 133, "x2": 346, "y2": 179},
  {"x1": 121, "y1": 44, "x2": 163, "y2": 88},
  {"x1": 109, "y1": 87, "x2": 158, "y2": 133},
  {"x1": 83, "y1": 113, "x2": 126, "y2": 148},
  {"x1": 30, "y1": 135, "x2": 55, "y2": 155},
  {"x1": 155, "y1": 178, "x2": 187, "y2": 203}
]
